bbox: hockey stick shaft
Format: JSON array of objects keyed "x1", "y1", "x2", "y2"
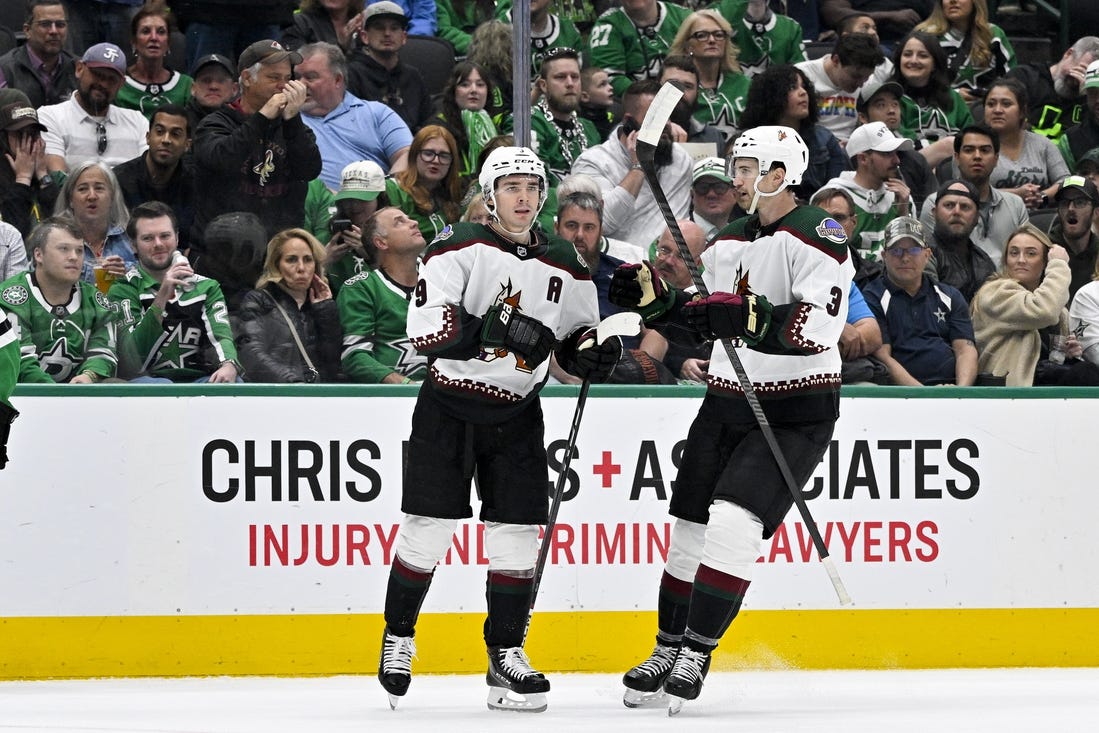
[
  {"x1": 636, "y1": 86, "x2": 851, "y2": 605},
  {"x1": 524, "y1": 379, "x2": 590, "y2": 644}
]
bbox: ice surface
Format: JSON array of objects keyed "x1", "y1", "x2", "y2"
[{"x1": 2, "y1": 668, "x2": 1097, "y2": 732}]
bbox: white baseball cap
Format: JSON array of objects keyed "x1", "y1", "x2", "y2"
[
  {"x1": 847, "y1": 121, "x2": 914, "y2": 158},
  {"x1": 336, "y1": 160, "x2": 386, "y2": 202}
]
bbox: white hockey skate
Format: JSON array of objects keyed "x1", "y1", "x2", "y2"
[
  {"x1": 378, "y1": 628, "x2": 416, "y2": 710},
  {"x1": 485, "y1": 646, "x2": 550, "y2": 713},
  {"x1": 622, "y1": 642, "x2": 678, "y2": 708},
  {"x1": 664, "y1": 646, "x2": 711, "y2": 716}
]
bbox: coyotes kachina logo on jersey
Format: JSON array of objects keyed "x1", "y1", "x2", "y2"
[{"x1": 478, "y1": 281, "x2": 537, "y2": 373}]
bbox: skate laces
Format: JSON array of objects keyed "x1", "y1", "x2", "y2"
[
  {"x1": 669, "y1": 647, "x2": 708, "y2": 681},
  {"x1": 497, "y1": 647, "x2": 540, "y2": 680},
  {"x1": 634, "y1": 643, "x2": 678, "y2": 675},
  {"x1": 381, "y1": 633, "x2": 417, "y2": 674}
]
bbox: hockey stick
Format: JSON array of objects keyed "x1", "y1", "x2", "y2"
[
  {"x1": 524, "y1": 311, "x2": 644, "y2": 644},
  {"x1": 636, "y1": 83, "x2": 852, "y2": 606}
]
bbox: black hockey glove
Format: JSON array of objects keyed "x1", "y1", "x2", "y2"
[
  {"x1": 682, "y1": 292, "x2": 772, "y2": 346},
  {"x1": 608, "y1": 261, "x2": 675, "y2": 322},
  {"x1": 0, "y1": 402, "x2": 18, "y2": 471},
  {"x1": 557, "y1": 328, "x2": 622, "y2": 383},
  {"x1": 480, "y1": 303, "x2": 556, "y2": 369}
]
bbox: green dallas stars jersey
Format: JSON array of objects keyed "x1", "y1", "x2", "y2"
[
  {"x1": 108, "y1": 267, "x2": 237, "y2": 381},
  {"x1": 708, "y1": 0, "x2": 806, "y2": 77},
  {"x1": 498, "y1": 4, "x2": 585, "y2": 76},
  {"x1": 587, "y1": 2, "x2": 692, "y2": 97},
  {"x1": 696, "y1": 71, "x2": 752, "y2": 143},
  {"x1": 336, "y1": 268, "x2": 427, "y2": 383},
  {"x1": 0, "y1": 272, "x2": 118, "y2": 383},
  {"x1": 0, "y1": 316, "x2": 17, "y2": 407}
]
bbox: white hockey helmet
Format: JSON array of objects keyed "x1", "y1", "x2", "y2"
[
  {"x1": 731, "y1": 125, "x2": 809, "y2": 187},
  {"x1": 478, "y1": 146, "x2": 549, "y2": 219},
  {"x1": 730, "y1": 125, "x2": 809, "y2": 213}
]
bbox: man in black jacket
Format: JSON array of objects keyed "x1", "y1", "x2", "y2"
[
  {"x1": 191, "y1": 40, "x2": 321, "y2": 261},
  {"x1": 0, "y1": 1, "x2": 77, "y2": 109},
  {"x1": 113, "y1": 104, "x2": 195, "y2": 252},
  {"x1": 345, "y1": 2, "x2": 432, "y2": 134}
]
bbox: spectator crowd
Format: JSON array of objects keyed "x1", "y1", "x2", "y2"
[{"x1": 2, "y1": 0, "x2": 1099, "y2": 388}]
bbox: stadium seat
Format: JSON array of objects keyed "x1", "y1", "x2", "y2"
[{"x1": 399, "y1": 34, "x2": 455, "y2": 104}]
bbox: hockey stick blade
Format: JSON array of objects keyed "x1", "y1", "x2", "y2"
[
  {"x1": 637, "y1": 82, "x2": 852, "y2": 606},
  {"x1": 596, "y1": 311, "x2": 642, "y2": 343}
]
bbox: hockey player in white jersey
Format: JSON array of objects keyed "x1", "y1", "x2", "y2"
[
  {"x1": 377, "y1": 146, "x2": 624, "y2": 713},
  {"x1": 610, "y1": 126, "x2": 854, "y2": 713}
]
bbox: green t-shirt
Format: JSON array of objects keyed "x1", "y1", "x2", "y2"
[{"x1": 385, "y1": 177, "x2": 451, "y2": 242}]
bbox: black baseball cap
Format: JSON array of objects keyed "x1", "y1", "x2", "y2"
[
  {"x1": 1056, "y1": 175, "x2": 1099, "y2": 205},
  {"x1": 190, "y1": 53, "x2": 236, "y2": 78},
  {"x1": 238, "y1": 40, "x2": 302, "y2": 72}
]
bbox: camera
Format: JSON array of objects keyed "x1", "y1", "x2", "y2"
[{"x1": 330, "y1": 218, "x2": 353, "y2": 235}]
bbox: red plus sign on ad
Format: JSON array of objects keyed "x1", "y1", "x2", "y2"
[{"x1": 592, "y1": 451, "x2": 621, "y2": 488}]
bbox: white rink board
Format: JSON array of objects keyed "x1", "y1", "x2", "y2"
[{"x1": 1, "y1": 392, "x2": 1096, "y2": 616}]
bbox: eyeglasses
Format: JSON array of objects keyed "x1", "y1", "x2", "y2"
[
  {"x1": 95, "y1": 121, "x2": 107, "y2": 155},
  {"x1": 34, "y1": 19, "x2": 68, "y2": 29},
  {"x1": 693, "y1": 181, "x2": 732, "y2": 195},
  {"x1": 419, "y1": 149, "x2": 453, "y2": 164},
  {"x1": 690, "y1": 30, "x2": 728, "y2": 41},
  {"x1": 884, "y1": 245, "x2": 926, "y2": 258},
  {"x1": 1058, "y1": 198, "x2": 1094, "y2": 211}
]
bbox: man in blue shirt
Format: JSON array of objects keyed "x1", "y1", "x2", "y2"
[
  {"x1": 297, "y1": 41, "x2": 410, "y2": 190},
  {"x1": 862, "y1": 216, "x2": 978, "y2": 386}
]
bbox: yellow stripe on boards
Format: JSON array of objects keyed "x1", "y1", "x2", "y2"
[{"x1": 2, "y1": 609, "x2": 1097, "y2": 680}]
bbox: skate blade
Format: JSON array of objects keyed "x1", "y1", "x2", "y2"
[
  {"x1": 387, "y1": 693, "x2": 402, "y2": 710},
  {"x1": 486, "y1": 686, "x2": 548, "y2": 713},
  {"x1": 667, "y1": 695, "x2": 687, "y2": 717},
  {"x1": 623, "y1": 688, "x2": 668, "y2": 708}
]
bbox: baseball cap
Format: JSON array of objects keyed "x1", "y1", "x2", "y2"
[
  {"x1": 882, "y1": 216, "x2": 926, "y2": 250},
  {"x1": 336, "y1": 160, "x2": 386, "y2": 202},
  {"x1": 1055, "y1": 175, "x2": 1099, "y2": 204},
  {"x1": 846, "y1": 121, "x2": 914, "y2": 158},
  {"x1": 81, "y1": 42, "x2": 127, "y2": 77},
  {"x1": 238, "y1": 40, "x2": 302, "y2": 72},
  {"x1": 1084, "y1": 60, "x2": 1099, "y2": 91},
  {"x1": 857, "y1": 79, "x2": 904, "y2": 110},
  {"x1": 935, "y1": 178, "x2": 981, "y2": 205},
  {"x1": 190, "y1": 53, "x2": 236, "y2": 78},
  {"x1": 363, "y1": 1, "x2": 409, "y2": 27},
  {"x1": 692, "y1": 157, "x2": 731, "y2": 184},
  {"x1": 0, "y1": 103, "x2": 46, "y2": 133}
]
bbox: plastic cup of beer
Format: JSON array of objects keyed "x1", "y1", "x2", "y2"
[{"x1": 93, "y1": 258, "x2": 115, "y2": 294}]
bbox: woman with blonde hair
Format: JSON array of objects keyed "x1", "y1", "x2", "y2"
[
  {"x1": 667, "y1": 9, "x2": 749, "y2": 137},
  {"x1": 915, "y1": 0, "x2": 1015, "y2": 102},
  {"x1": 235, "y1": 228, "x2": 343, "y2": 383},
  {"x1": 970, "y1": 223, "x2": 1081, "y2": 386},
  {"x1": 385, "y1": 125, "x2": 463, "y2": 241}
]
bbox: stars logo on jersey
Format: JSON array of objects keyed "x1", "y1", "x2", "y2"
[
  {"x1": 151, "y1": 323, "x2": 203, "y2": 372},
  {"x1": 708, "y1": 106, "x2": 740, "y2": 146},
  {"x1": 38, "y1": 338, "x2": 77, "y2": 382},
  {"x1": 2, "y1": 285, "x2": 29, "y2": 306},
  {"x1": 94, "y1": 291, "x2": 111, "y2": 310},
  {"x1": 816, "y1": 218, "x2": 848, "y2": 244}
]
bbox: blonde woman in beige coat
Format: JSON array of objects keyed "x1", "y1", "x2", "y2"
[{"x1": 970, "y1": 223, "x2": 1077, "y2": 386}]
